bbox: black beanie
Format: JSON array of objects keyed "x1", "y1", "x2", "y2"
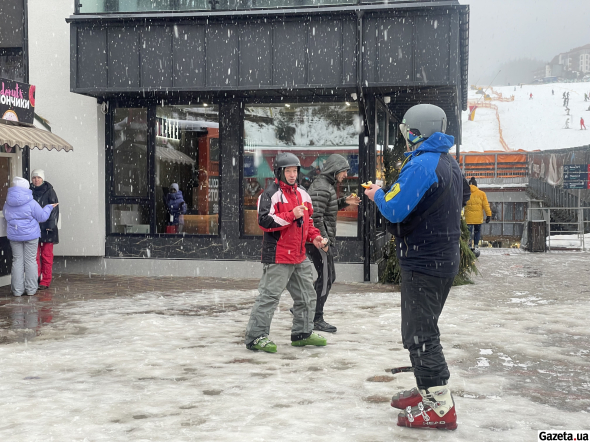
[{"x1": 469, "y1": 177, "x2": 477, "y2": 186}]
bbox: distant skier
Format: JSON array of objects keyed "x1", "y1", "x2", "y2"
[
  {"x1": 529, "y1": 93, "x2": 533, "y2": 99},
  {"x1": 565, "y1": 118, "x2": 570, "y2": 129},
  {"x1": 582, "y1": 117, "x2": 587, "y2": 130},
  {"x1": 552, "y1": 89, "x2": 554, "y2": 95},
  {"x1": 584, "y1": 93, "x2": 588, "y2": 102}
]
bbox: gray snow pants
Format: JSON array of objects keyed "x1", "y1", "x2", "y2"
[
  {"x1": 10, "y1": 239, "x2": 39, "y2": 296},
  {"x1": 244, "y1": 259, "x2": 316, "y2": 345}
]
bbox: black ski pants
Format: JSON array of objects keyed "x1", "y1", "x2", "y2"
[
  {"x1": 400, "y1": 269, "x2": 453, "y2": 390},
  {"x1": 306, "y1": 244, "x2": 336, "y2": 322}
]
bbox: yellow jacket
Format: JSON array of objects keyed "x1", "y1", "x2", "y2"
[{"x1": 465, "y1": 185, "x2": 492, "y2": 224}]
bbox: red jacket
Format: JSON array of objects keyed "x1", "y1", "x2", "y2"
[{"x1": 258, "y1": 179, "x2": 321, "y2": 264}]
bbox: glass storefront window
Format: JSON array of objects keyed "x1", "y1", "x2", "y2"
[
  {"x1": 490, "y1": 202, "x2": 502, "y2": 221},
  {"x1": 0, "y1": 52, "x2": 25, "y2": 83},
  {"x1": 113, "y1": 108, "x2": 148, "y2": 197},
  {"x1": 110, "y1": 204, "x2": 150, "y2": 234},
  {"x1": 243, "y1": 103, "x2": 360, "y2": 237},
  {"x1": 78, "y1": 0, "x2": 359, "y2": 13},
  {"x1": 155, "y1": 105, "x2": 219, "y2": 235},
  {"x1": 0, "y1": 156, "x2": 14, "y2": 209}
]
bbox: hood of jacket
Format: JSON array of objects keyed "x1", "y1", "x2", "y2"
[
  {"x1": 469, "y1": 184, "x2": 479, "y2": 193},
  {"x1": 32, "y1": 181, "x2": 54, "y2": 197},
  {"x1": 320, "y1": 154, "x2": 350, "y2": 184},
  {"x1": 6, "y1": 187, "x2": 33, "y2": 207},
  {"x1": 167, "y1": 190, "x2": 184, "y2": 201},
  {"x1": 404, "y1": 132, "x2": 455, "y2": 158}
]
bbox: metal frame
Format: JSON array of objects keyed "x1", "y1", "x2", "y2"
[
  {"x1": 72, "y1": 0, "x2": 461, "y2": 17},
  {"x1": 528, "y1": 207, "x2": 589, "y2": 251}
]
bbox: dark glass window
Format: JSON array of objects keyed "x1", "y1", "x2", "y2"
[
  {"x1": 243, "y1": 103, "x2": 360, "y2": 237},
  {"x1": 155, "y1": 105, "x2": 220, "y2": 235},
  {"x1": 0, "y1": 50, "x2": 25, "y2": 83},
  {"x1": 112, "y1": 108, "x2": 148, "y2": 197}
]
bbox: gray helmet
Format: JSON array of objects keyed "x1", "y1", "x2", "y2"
[
  {"x1": 274, "y1": 152, "x2": 301, "y2": 181},
  {"x1": 400, "y1": 104, "x2": 447, "y2": 148}
]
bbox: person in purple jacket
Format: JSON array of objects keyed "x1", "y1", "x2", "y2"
[{"x1": 3, "y1": 177, "x2": 58, "y2": 296}]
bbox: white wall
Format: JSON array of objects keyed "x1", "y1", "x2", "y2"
[{"x1": 27, "y1": 0, "x2": 105, "y2": 257}]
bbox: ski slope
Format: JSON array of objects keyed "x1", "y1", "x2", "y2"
[{"x1": 461, "y1": 82, "x2": 590, "y2": 152}]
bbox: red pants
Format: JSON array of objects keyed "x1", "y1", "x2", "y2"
[{"x1": 37, "y1": 242, "x2": 54, "y2": 286}]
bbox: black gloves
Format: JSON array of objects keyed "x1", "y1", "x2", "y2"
[{"x1": 485, "y1": 216, "x2": 491, "y2": 224}]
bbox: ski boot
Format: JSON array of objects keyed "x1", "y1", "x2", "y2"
[
  {"x1": 291, "y1": 332, "x2": 327, "y2": 347},
  {"x1": 391, "y1": 387, "x2": 423, "y2": 409},
  {"x1": 246, "y1": 336, "x2": 277, "y2": 353},
  {"x1": 397, "y1": 385, "x2": 457, "y2": 430}
]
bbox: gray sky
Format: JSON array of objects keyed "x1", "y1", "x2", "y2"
[{"x1": 464, "y1": 0, "x2": 590, "y2": 83}]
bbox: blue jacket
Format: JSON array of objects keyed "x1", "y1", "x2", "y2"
[
  {"x1": 374, "y1": 133, "x2": 471, "y2": 278},
  {"x1": 164, "y1": 191, "x2": 187, "y2": 225},
  {"x1": 3, "y1": 187, "x2": 53, "y2": 242}
]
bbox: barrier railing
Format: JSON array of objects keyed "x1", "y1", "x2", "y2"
[
  {"x1": 527, "y1": 207, "x2": 589, "y2": 251},
  {"x1": 467, "y1": 100, "x2": 511, "y2": 151}
]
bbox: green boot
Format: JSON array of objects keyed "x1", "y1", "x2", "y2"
[
  {"x1": 291, "y1": 332, "x2": 327, "y2": 347},
  {"x1": 247, "y1": 336, "x2": 277, "y2": 353}
]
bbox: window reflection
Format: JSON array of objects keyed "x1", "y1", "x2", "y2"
[
  {"x1": 155, "y1": 105, "x2": 219, "y2": 235},
  {"x1": 111, "y1": 204, "x2": 150, "y2": 234},
  {"x1": 78, "y1": 0, "x2": 361, "y2": 13},
  {"x1": 243, "y1": 103, "x2": 360, "y2": 237},
  {"x1": 113, "y1": 108, "x2": 148, "y2": 197}
]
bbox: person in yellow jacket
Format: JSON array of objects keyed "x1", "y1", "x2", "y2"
[{"x1": 465, "y1": 177, "x2": 492, "y2": 252}]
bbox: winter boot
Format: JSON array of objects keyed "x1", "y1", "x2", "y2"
[
  {"x1": 313, "y1": 319, "x2": 337, "y2": 333},
  {"x1": 246, "y1": 336, "x2": 277, "y2": 353},
  {"x1": 291, "y1": 332, "x2": 327, "y2": 347},
  {"x1": 391, "y1": 387, "x2": 423, "y2": 409},
  {"x1": 397, "y1": 385, "x2": 457, "y2": 430}
]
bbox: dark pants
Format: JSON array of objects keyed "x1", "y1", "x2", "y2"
[
  {"x1": 306, "y1": 244, "x2": 336, "y2": 322},
  {"x1": 468, "y1": 223, "x2": 482, "y2": 247},
  {"x1": 401, "y1": 270, "x2": 454, "y2": 390}
]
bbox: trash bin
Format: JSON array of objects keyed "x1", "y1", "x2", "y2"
[{"x1": 526, "y1": 220, "x2": 546, "y2": 252}]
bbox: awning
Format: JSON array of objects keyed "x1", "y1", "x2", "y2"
[
  {"x1": 155, "y1": 145, "x2": 195, "y2": 166},
  {"x1": 0, "y1": 120, "x2": 73, "y2": 152}
]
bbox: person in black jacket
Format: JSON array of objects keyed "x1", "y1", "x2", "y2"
[
  {"x1": 30, "y1": 169, "x2": 59, "y2": 289},
  {"x1": 305, "y1": 154, "x2": 360, "y2": 333}
]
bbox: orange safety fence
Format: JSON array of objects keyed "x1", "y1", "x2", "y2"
[
  {"x1": 459, "y1": 150, "x2": 530, "y2": 178},
  {"x1": 467, "y1": 100, "x2": 511, "y2": 152}
]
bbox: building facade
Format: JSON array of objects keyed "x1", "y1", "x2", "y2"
[{"x1": 62, "y1": 0, "x2": 469, "y2": 281}]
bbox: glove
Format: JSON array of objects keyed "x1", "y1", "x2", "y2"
[{"x1": 485, "y1": 216, "x2": 491, "y2": 224}]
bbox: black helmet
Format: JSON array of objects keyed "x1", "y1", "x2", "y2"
[
  {"x1": 399, "y1": 104, "x2": 447, "y2": 149},
  {"x1": 274, "y1": 152, "x2": 301, "y2": 182}
]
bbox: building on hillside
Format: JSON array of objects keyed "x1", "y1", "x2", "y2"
[{"x1": 546, "y1": 44, "x2": 590, "y2": 79}]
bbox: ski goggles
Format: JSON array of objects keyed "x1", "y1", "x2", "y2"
[{"x1": 399, "y1": 123, "x2": 423, "y2": 145}]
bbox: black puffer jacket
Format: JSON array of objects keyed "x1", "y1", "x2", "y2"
[
  {"x1": 31, "y1": 181, "x2": 59, "y2": 244},
  {"x1": 307, "y1": 154, "x2": 350, "y2": 246}
]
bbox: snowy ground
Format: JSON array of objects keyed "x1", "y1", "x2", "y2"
[
  {"x1": 0, "y1": 251, "x2": 589, "y2": 441},
  {"x1": 462, "y1": 82, "x2": 590, "y2": 151}
]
